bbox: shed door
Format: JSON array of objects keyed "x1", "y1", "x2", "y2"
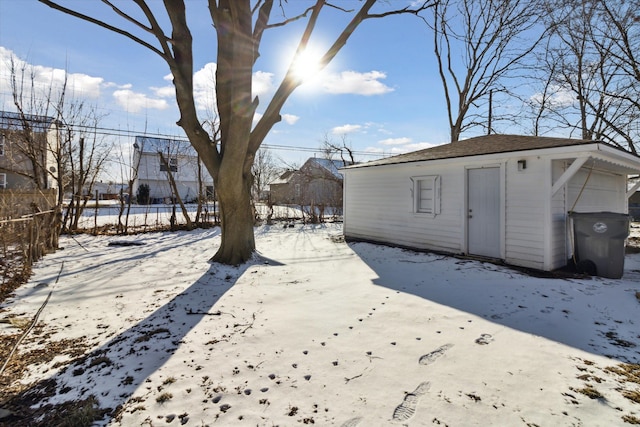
[{"x1": 467, "y1": 167, "x2": 501, "y2": 258}]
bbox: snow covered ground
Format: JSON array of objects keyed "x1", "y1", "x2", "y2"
[{"x1": 1, "y1": 223, "x2": 640, "y2": 426}]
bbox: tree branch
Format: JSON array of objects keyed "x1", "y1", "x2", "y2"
[{"x1": 38, "y1": 0, "x2": 166, "y2": 58}]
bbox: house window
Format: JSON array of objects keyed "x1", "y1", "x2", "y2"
[
  {"x1": 160, "y1": 157, "x2": 178, "y2": 172},
  {"x1": 0, "y1": 173, "x2": 6, "y2": 189},
  {"x1": 411, "y1": 175, "x2": 440, "y2": 215},
  {"x1": 0, "y1": 134, "x2": 5, "y2": 156}
]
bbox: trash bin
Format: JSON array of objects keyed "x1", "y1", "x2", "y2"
[{"x1": 569, "y1": 212, "x2": 630, "y2": 279}]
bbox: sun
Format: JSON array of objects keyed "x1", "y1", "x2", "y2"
[{"x1": 289, "y1": 46, "x2": 325, "y2": 82}]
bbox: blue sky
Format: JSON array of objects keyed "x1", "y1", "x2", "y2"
[{"x1": 0, "y1": 0, "x2": 453, "y2": 177}]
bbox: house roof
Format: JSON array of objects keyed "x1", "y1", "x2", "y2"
[
  {"x1": 306, "y1": 157, "x2": 353, "y2": 178},
  {"x1": 0, "y1": 111, "x2": 56, "y2": 133},
  {"x1": 134, "y1": 136, "x2": 196, "y2": 155},
  {"x1": 270, "y1": 170, "x2": 296, "y2": 185},
  {"x1": 344, "y1": 134, "x2": 635, "y2": 169}
]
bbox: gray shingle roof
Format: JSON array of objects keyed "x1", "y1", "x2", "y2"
[
  {"x1": 345, "y1": 134, "x2": 628, "y2": 169},
  {"x1": 0, "y1": 111, "x2": 56, "y2": 133}
]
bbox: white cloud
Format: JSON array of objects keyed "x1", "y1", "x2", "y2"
[
  {"x1": 378, "y1": 137, "x2": 412, "y2": 146},
  {"x1": 332, "y1": 124, "x2": 362, "y2": 135},
  {"x1": 322, "y1": 70, "x2": 393, "y2": 96},
  {"x1": 112, "y1": 89, "x2": 169, "y2": 113},
  {"x1": 530, "y1": 86, "x2": 574, "y2": 108},
  {"x1": 0, "y1": 47, "x2": 104, "y2": 101},
  {"x1": 190, "y1": 63, "x2": 275, "y2": 112},
  {"x1": 282, "y1": 114, "x2": 299, "y2": 125},
  {"x1": 398, "y1": 142, "x2": 440, "y2": 152},
  {"x1": 151, "y1": 85, "x2": 175, "y2": 98},
  {"x1": 192, "y1": 63, "x2": 217, "y2": 112},
  {"x1": 253, "y1": 71, "x2": 274, "y2": 97},
  {"x1": 365, "y1": 141, "x2": 441, "y2": 156}
]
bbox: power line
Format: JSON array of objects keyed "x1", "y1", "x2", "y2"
[{"x1": 54, "y1": 122, "x2": 389, "y2": 159}]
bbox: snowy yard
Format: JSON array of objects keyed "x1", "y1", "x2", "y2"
[{"x1": 1, "y1": 223, "x2": 639, "y2": 426}]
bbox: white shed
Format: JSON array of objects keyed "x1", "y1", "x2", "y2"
[{"x1": 342, "y1": 134, "x2": 640, "y2": 272}]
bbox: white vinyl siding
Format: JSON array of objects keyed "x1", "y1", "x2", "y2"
[
  {"x1": 411, "y1": 175, "x2": 440, "y2": 215},
  {"x1": 342, "y1": 142, "x2": 639, "y2": 273},
  {"x1": 344, "y1": 163, "x2": 462, "y2": 254},
  {"x1": 503, "y1": 156, "x2": 546, "y2": 270}
]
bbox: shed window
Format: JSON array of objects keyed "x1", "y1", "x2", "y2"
[
  {"x1": 0, "y1": 173, "x2": 6, "y2": 189},
  {"x1": 411, "y1": 175, "x2": 440, "y2": 215}
]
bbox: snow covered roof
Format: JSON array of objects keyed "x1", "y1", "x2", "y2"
[
  {"x1": 306, "y1": 157, "x2": 352, "y2": 178},
  {"x1": 0, "y1": 111, "x2": 56, "y2": 133},
  {"x1": 134, "y1": 135, "x2": 196, "y2": 155},
  {"x1": 270, "y1": 170, "x2": 296, "y2": 185},
  {"x1": 345, "y1": 134, "x2": 637, "y2": 169}
]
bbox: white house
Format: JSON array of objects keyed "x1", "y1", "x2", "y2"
[
  {"x1": 342, "y1": 134, "x2": 640, "y2": 272},
  {"x1": 0, "y1": 111, "x2": 59, "y2": 192},
  {"x1": 133, "y1": 136, "x2": 214, "y2": 203}
]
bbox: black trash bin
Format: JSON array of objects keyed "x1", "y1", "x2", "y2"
[{"x1": 569, "y1": 212, "x2": 630, "y2": 279}]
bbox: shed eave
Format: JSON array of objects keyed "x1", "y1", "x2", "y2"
[{"x1": 341, "y1": 142, "x2": 640, "y2": 174}]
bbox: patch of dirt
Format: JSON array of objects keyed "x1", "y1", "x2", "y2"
[
  {"x1": 0, "y1": 324, "x2": 95, "y2": 426},
  {"x1": 571, "y1": 358, "x2": 640, "y2": 425}
]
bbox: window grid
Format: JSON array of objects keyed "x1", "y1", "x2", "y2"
[{"x1": 412, "y1": 175, "x2": 440, "y2": 216}]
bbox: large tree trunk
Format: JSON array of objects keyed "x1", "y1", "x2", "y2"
[
  {"x1": 38, "y1": 0, "x2": 435, "y2": 264},
  {"x1": 211, "y1": 161, "x2": 255, "y2": 265}
]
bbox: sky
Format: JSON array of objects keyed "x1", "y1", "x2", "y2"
[
  {"x1": 0, "y1": 0, "x2": 454, "y2": 180},
  {"x1": 2, "y1": 218, "x2": 640, "y2": 425}
]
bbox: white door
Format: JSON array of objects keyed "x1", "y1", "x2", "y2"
[{"x1": 467, "y1": 167, "x2": 501, "y2": 258}]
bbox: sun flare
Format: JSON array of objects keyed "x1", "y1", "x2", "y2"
[{"x1": 290, "y1": 47, "x2": 324, "y2": 82}]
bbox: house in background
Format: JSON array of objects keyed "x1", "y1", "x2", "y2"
[
  {"x1": 133, "y1": 136, "x2": 214, "y2": 203},
  {"x1": 0, "y1": 111, "x2": 59, "y2": 192},
  {"x1": 342, "y1": 134, "x2": 640, "y2": 273},
  {"x1": 270, "y1": 157, "x2": 352, "y2": 207}
]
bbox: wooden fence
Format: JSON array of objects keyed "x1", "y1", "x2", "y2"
[{"x1": 0, "y1": 210, "x2": 59, "y2": 302}]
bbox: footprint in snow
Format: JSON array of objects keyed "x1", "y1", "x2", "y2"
[
  {"x1": 475, "y1": 334, "x2": 493, "y2": 345},
  {"x1": 418, "y1": 344, "x2": 454, "y2": 365},
  {"x1": 341, "y1": 417, "x2": 362, "y2": 427},
  {"x1": 392, "y1": 381, "x2": 431, "y2": 422}
]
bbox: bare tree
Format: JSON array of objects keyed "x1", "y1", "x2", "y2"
[
  {"x1": 38, "y1": 0, "x2": 436, "y2": 264},
  {"x1": 159, "y1": 150, "x2": 193, "y2": 229},
  {"x1": 60, "y1": 105, "x2": 111, "y2": 231},
  {"x1": 540, "y1": 0, "x2": 640, "y2": 153},
  {"x1": 251, "y1": 148, "x2": 280, "y2": 203},
  {"x1": 116, "y1": 139, "x2": 141, "y2": 234},
  {"x1": 321, "y1": 133, "x2": 356, "y2": 165},
  {"x1": 6, "y1": 51, "x2": 109, "y2": 232},
  {"x1": 428, "y1": 0, "x2": 546, "y2": 142},
  {"x1": 6, "y1": 55, "x2": 59, "y2": 191}
]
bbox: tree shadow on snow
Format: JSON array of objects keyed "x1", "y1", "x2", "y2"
[
  {"x1": 348, "y1": 241, "x2": 640, "y2": 365},
  {"x1": 1, "y1": 232, "x2": 271, "y2": 425}
]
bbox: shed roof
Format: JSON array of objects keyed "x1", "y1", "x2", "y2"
[{"x1": 345, "y1": 134, "x2": 633, "y2": 169}]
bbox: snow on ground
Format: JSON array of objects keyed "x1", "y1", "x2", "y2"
[
  {"x1": 72, "y1": 203, "x2": 322, "y2": 231},
  {"x1": 1, "y1": 223, "x2": 640, "y2": 426}
]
